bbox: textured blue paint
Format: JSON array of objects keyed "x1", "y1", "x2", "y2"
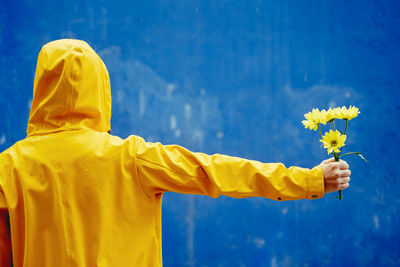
[{"x1": 1, "y1": 0, "x2": 400, "y2": 266}]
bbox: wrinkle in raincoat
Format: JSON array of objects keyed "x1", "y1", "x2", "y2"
[{"x1": 0, "y1": 39, "x2": 324, "y2": 267}]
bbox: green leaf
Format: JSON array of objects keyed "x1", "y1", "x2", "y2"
[
  {"x1": 357, "y1": 153, "x2": 368, "y2": 163},
  {"x1": 339, "y1": 152, "x2": 368, "y2": 162}
]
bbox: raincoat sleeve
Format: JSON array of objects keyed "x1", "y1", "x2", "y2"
[
  {"x1": 0, "y1": 191, "x2": 12, "y2": 266},
  {"x1": 134, "y1": 136, "x2": 325, "y2": 200}
]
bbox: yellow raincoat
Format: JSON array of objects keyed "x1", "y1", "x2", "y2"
[{"x1": 0, "y1": 39, "x2": 324, "y2": 266}]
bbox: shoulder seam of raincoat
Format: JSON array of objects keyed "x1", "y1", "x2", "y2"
[
  {"x1": 133, "y1": 136, "x2": 215, "y2": 183},
  {"x1": 133, "y1": 137, "x2": 156, "y2": 200},
  {"x1": 136, "y1": 156, "x2": 213, "y2": 182}
]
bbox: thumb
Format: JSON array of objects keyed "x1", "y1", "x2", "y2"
[{"x1": 321, "y1": 157, "x2": 336, "y2": 164}]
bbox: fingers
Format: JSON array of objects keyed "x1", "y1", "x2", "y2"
[
  {"x1": 321, "y1": 158, "x2": 349, "y2": 169},
  {"x1": 339, "y1": 177, "x2": 351, "y2": 184},
  {"x1": 339, "y1": 183, "x2": 350, "y2": 190},
  {"x1": 322, "y1": 157, "x2": 335, "y2": 164},
  {"x1": 338, "y1": 160, "x2": 349, "y2": 170},
  {"x1": 328, "y1": 160, "x2": 349, "y2": 170},
  {"x1": 324, "y1": 177, "x2": 351, "y2": 193},
  {"x1": 324, "y1": 182, "x2": 350, "y2": 193},
  {"x1": 324, "y1": 164, "x2": 350, "y2": 177},
  {"x1": 341, "y1": 169, "x2": 351, "y2": 177},
  {"x1": 326, "y1": 176, "x2": 350, "y2": 185}
]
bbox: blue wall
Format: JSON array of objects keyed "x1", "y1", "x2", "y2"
[{"x1": 1, "y1": 0, "x2": 399, "y2": 266}]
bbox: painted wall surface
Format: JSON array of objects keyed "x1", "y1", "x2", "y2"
[{"x1": 1, "y1": 0, "x2": 399, "y2": 266}]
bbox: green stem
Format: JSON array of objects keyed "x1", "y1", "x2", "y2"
[
  {"x1": 336, "y1": 151, "x2": 369, "y2": 200},
  {"x1": 331, "y1": 152, "x2": 343, "y2": 200},
  {"x1": 318, "y1": 124, "x2": 323, "y2": 138},
  {"x1": 331, "y1": 120, "x2": 335, "y2": 131},
  {"x1": 339, "y1": 119, "x2": 348, "y2": 153}
]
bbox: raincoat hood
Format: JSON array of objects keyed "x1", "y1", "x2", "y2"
[{"x1": 27, "y1": 39, "x2": 111, "y2": 136}]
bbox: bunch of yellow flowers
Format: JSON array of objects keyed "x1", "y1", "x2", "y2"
[
  {"x1": 302, "y1": 105, "x2": 366, "y2": 200},
  {"x1": 302, "y1": 106, "x2": 360, "y2": 131}
]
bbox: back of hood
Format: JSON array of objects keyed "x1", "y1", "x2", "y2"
[{"x1": 27, "y1": 39, "x2": 111, "y2": 136}]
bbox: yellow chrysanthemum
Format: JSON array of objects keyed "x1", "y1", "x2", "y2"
[
  {"x1": 324, "y1": 107, "x2": 337, "y2": 122},
  {"x1": 333, "y1": 106, "x2": 345, "y2": 119},
  {"x1": 320, "y1": 130, "x2": 347, "y2": 154},
  {"x1": 342, "y1": 105, "x2": 360, "y2": 120},
  {"x1": 302, "y1": 108, "x2": 327, "y2": 131},
  {"x1": 301, "y1": 120, "x2": 317, "y2": 131},
  {"x1": 333, "y1": 105, "x2": 360, "y2": 120}
]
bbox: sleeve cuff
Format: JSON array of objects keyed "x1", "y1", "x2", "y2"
[{"x1": 306, "y1": 165, "x2": 325, "y2": 199}]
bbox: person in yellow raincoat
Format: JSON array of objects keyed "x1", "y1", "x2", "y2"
[{"x1": 0, "y1": 39, "x2": 351, "y2": 266}]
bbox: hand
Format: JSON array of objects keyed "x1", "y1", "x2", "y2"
[{"x1": 320, "y1": 158, "x2": 351, "y2": 194}]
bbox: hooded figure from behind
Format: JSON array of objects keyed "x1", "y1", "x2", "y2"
[{"x1": 0, "y1": 39, "x2": 324, "y2": 266}]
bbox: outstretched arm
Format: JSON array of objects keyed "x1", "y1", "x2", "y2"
[{"x1": 133, "y1": 136, "x2": 326, "y2": 200}]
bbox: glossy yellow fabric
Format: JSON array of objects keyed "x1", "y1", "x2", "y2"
[{"x1": 0, "y1": 39, "x2": 324, "y2": 267}]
